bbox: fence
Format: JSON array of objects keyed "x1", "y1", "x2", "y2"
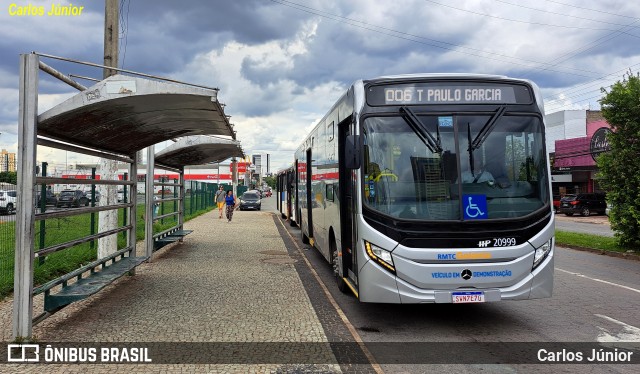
[{"x1": 0, "y1": 180, "x2": 218, "y2": 301}]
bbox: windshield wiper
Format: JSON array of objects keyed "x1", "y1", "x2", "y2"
[
  {"x1": 469, "y1": 105, "x2": 507, "y2": 152},
  {"x1": 399, "y1": 106, "x2": 442, "y2": 154}
]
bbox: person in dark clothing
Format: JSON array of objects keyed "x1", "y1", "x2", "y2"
[{"x1": 225, "y1": 190, "x2": 237, "y2": 223}]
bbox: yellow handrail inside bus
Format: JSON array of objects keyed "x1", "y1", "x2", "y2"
[{"x1": 374, "y1": 173, "x2": 398, "y2": 182}]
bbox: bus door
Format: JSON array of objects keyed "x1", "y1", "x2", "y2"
[
  {"x1": 338, "y1": 122, "x2": 358, "y2": 288},
  {"x1": 286, "y1": 171, "x2": 292, "y2": 219},
  {"x1": 276, "y1": 174, "x2": 282, "y2": 214},
  {"x1": 306, "y1": 149, "x2": 314, "y2": 241},
  {"x1": 294, "y1": 160, "x2": 300, "y2": 224}
]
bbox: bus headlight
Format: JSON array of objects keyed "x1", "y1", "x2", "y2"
[
  {"x1": 533, "y1": 239, "x2": 553, "y2": 270},
  {"x1": 365, "y1": 240, "x2": 395, "y2": 273}
]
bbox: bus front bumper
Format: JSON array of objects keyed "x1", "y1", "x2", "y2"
[{"x1": 357, "y1": 250, "x2": 554, "y2": 303}]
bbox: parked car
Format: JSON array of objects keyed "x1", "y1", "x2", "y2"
[
  {"x1": 558, "y1": 193, "x2": 607, "y2": 217},
  {"x1": 35, "y1": 189, "x2": 58, "y2": 207},
  {"x1": 84, "y1": 189, "x2": 101, "y2": 203},
  {"x1": 56, "y1": 190, "x2": 89, "y2": 208},
  {"x1": 239, "y1": 191, "x2": 261, "y2": 211},
  {"x1": 0, "y1": 190, "x2": 17, "y2": 214}
]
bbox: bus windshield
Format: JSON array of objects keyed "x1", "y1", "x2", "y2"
[{"x1": 362, "y1": 113, "x2": 549, "y2": 220}]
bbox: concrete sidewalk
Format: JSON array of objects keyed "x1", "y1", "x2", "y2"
[{"x1": 0, "y1": 207, "x2": 341, "y2": 373}]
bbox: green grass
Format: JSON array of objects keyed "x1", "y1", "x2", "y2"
[
  {"x1": 0, "y1": 196, "x2": 214, "y2": 300},
  {"x1": 555, "y1": 230, "x2": 637, "y2": 253}
]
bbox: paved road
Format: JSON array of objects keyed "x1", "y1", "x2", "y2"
[
  {"x1": 277, "y1": 199, "x2": 639, "y2": 373},
  {"x1": 555, "y1": 213, "x2": 614, "y2": 237}
]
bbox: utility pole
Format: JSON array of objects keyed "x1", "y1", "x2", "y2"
[
  {"x1": 103, "y1": 0, "x2": 118, "y2": 79},
  {"x1": 98, "y1": 0, "x2": 119, "y2": 258}
]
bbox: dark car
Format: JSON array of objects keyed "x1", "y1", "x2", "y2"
[
  {"x1": 56, "y1": 190, "x2": 89, "y2": 208},
  {"x1": 249, "y1": 189, "x2": 262, "y2": 198},
  {"x1": 239, "y1": 192, "x2": 261, "y2": 211},
  {"x1": 35, "y1": 189, "x2": 58, "y2": 207},
  {"x1": 84, "y1": 189, "x2": 101, "y2": 203},
  {"x1": 559, "y1": 193, "x2": 606, "y2": 217}
]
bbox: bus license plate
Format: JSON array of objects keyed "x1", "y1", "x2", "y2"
[{"x1": 452, "y1": 291, "x2": 485, "y2": 303}]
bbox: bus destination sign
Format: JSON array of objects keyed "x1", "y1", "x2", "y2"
[{"x1": 368, "y1": 82, "x2": 532, "y2": 106}]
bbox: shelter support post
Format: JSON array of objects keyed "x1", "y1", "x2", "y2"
[
  {"x1": 179, "y1": 170, "x2": 185, "y2": 231},
  {"x1": 232, "y1": 157, "x2": 237, "y2": 196},
  {"x1": 14, "y1": 53, "x2": 39, "y2": 339},
  {"x1": 129, "y1": 154, "x2": 138, "y2": 271},
  {"x1": 145, "y1": 146, "x2": 155, "y2": 260}
]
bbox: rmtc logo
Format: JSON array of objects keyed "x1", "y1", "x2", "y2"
[{"x1": 477, "y1": 240, "x2": 491, "y2": 248}]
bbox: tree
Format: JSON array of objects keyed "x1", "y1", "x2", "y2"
[
  {"x1": 597, "y1": 71, "x2": 640, "y2": 249},
  {"x1": 263, "y1": 176, "x2": 276, "y2": 189},
  {"x1": 0, "y1": 171, "x2": 17, "y2": 185}
]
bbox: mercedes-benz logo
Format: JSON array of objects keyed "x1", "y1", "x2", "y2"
[{"x1": 461, "y1": 269, "x2": 472, "y2": 280}]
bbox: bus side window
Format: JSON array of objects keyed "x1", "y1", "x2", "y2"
[{"x1": 326, "y1": 184, "x2": 334, "y2": 202}]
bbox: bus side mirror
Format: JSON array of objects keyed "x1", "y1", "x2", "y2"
[{"x1": 345, "y1": 134, "x2": 361, "y2": 169}]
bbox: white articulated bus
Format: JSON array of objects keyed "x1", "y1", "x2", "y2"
[
  {"x1": 287, "y1": 74, "x2": 554, "y2": 303},
  {"x1": 276, "y1": 165, "x2": 297, "y2": 225}
]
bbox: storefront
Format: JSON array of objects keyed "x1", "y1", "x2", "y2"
[{"x1": 552, "y1": 117, "x2": 610, "y2": 196}]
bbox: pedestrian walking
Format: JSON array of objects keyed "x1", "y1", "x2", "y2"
[
  {"x1": 215, "y1": 185, "x2": 226, "y2": 219},
  {"x1": 225, "y1": 190, "x2": 237, "y2": 223}
]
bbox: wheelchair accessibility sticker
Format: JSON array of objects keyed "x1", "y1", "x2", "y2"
[{"x1": 463, "y1": 194, "x2": 487, "y2": 219}]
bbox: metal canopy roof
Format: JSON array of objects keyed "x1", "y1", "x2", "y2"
[
  {"x1": 37, "y1": 74, "x2": 235, "y2": 156},
  {"x1": 155, "y1": 136, "x2": 244, "y2": 169}
]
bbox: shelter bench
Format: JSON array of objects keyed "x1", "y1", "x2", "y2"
[
  {"x1": 33, "y1": 247, "x2": 148, "y2": 314},
  {"x1": 153, "y1": 228, "x2": 193, "y2": 251}
]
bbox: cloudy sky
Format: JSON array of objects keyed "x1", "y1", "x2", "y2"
[{"x1": 1, "y1": 0, "x2": 639, "y2": 172}]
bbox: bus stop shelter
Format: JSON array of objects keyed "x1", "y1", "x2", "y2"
[
  {"x1": 146, "y1": 136, "x2": 243, "y2": 258},
  {"x1": 14, "y1": 52, "x2": 243, "y2": 339}
]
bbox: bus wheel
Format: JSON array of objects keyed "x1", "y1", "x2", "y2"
[{"x1": 331, "y1": 239, "x2": 347, "y2": 293}]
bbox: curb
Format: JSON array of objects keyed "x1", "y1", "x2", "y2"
[{"x1": 559, "y1": 244, "x2": 640, "y2": 262}]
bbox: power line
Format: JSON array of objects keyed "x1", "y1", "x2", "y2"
[
  {"x1": 422, "y1": 0, "x2": 637, "y2": 32},
  {"x1": 420, "y1": 0, "x2": 640, "y2": 85},
  {"x1": 270, "y1": 0, "x2": 600, "y2": 78},
  {"x1": 540, "y1": 62, "x2": 640, "y2": 105},
  {"x1": 548, "y1": 80, "x2": 610, "y2": 99},
  {"x1": 492, "y1": 0, "x2": 640, "y2": 28},
  {"x1": 548, "y1": 85, "x2": 610, "y2": 102},
  {"x1": 519, "y1": 19, "x2": 640, "y2": 79},
  {"x1": 542, "y1": 0, "x2": 640, "y2": 20},
  {"x1": 270, "y1": 0, "x2": 637, "y2": 107},
  {"x1": 545, "y1": 91, "x2": 607, "y2": 113}
]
